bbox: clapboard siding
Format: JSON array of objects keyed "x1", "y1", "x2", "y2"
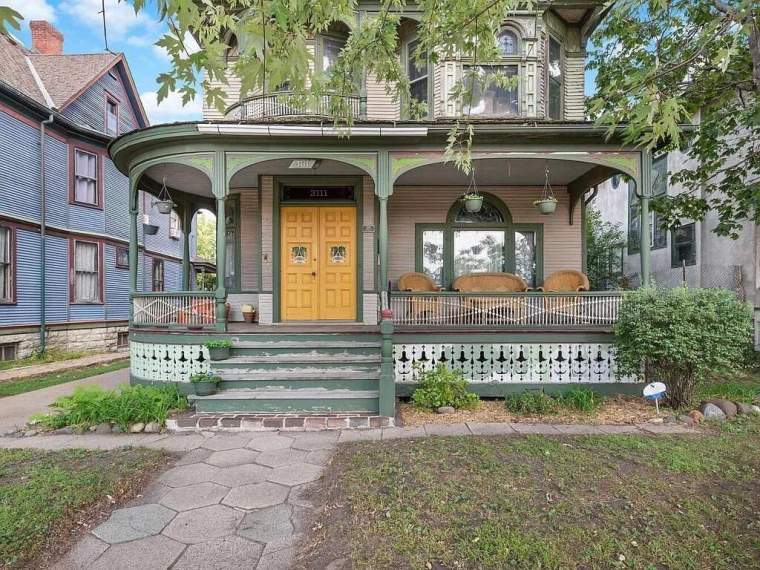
[
  {"x1": 237, "y1": 188, "x2": 260, "y2": 290},
  {"x1": 362, "y1": 177, "x2": 375, "y2": 291},
  {"x1": 365, "y1": 71, "x2": 400, "y2": 120},
  {"x1": 203, "y1": 67, "x2": 244, "y2": 121},
  {"x1": 260, "y1": 176, "x2": 274, "y2": 291},
  {"x1": 105, "y1": 244, "x2": 130, "y2": 319},
  {"x1": 564, "y1": 53, "x2": 585, "y2": 120},
  {"x1": 45, "y1": 236, "x2": 70, "y2": 323},
  {"x1": 61, "y1": 69, "x2": 137, "y2": 134},
  {"x1": 387, "y1": 185, "x2": 582, "y2": 285},
  {"x1": 105, "y1": 159, "x2": 129, "y2": 239},
  {"x1": 142, "y1": 191, "x2": 184, "y2": 259}
]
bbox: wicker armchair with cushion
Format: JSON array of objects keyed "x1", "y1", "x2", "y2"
[
  {"x1": 451, "y1": 272, "x2": 529, "y2": 324},
  {"x1": 537, "y1": 270, "x2": 589, "y2": 292},
  {"x1": 397, "y1": 272, "x2": 443, "y2": 322}
]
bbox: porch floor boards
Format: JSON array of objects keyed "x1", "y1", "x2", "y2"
[{"x1": 227, "y1": 322, "x2": 380, "y2": 334}]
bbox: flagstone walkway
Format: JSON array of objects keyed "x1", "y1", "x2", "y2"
[{"x1": 2, "y1": 421, "x2": 697, "y2": 569}]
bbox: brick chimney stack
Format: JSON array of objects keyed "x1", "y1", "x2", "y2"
[{"x1": 29, "y1": 21, "x2": 63, "y2": 55}]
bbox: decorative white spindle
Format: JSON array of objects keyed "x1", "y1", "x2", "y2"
[{"x1": 132, "y1": 293, "x2": 216, "y2": 327}]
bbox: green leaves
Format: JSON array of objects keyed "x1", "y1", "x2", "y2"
[
  {"x1": 411, "y1": 363, "x2": 479, "y2": 410},
  {"x1": 0, "y1": 5, "x2": 22, "y2": 35}
]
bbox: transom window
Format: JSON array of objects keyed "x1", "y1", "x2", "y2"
[
  {"x1": 73, "y1": 149, "x2": 99, "y2": 206},
  {"x1": 0, "y1": 225, "x2": 13, "y2": 303},
  {"x1": 415, "y1": 195, "x2": 543, "y2": 288},
  {"x1": 73, "y1": 240, "x2": 101, "y2": 303}
]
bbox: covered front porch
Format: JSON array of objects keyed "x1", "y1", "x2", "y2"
[{"x1": 111, "y1": 122, "x2": 654, "y2": 417}]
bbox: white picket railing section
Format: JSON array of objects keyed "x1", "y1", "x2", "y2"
[
  {"x1": 132, "y1": 293, "x2": 216, "y2": 327},
  {"x1": 389, "y1": 292, "x2": 624, "y2": 328}
]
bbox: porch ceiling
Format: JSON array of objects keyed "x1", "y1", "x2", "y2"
[
  {"x1": 395, "y1": 158, "x2": 598, "y2": 187},
  {"x1": 142, "y1": 163, "x2": 212, "y2": 197},
  {"x1": 229, "y1": 158, "x2": 366, "y2": 188}
]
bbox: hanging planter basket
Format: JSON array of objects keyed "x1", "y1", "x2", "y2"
[
  {"x1": 463, "y1": 194, "x2": 484, "y2": 213},
  {"x1": 533, "y1": 197, "x2": 558, "y2": 215},
  {"x1": 534, "y1": 166, "x2": 558, "y2": 216},
  {"x1": 155, "y1": 200, "x2": 175, "y2": 215},
  {"x1": 143, "y1": 223, "x2": 159, "y2": 235}
]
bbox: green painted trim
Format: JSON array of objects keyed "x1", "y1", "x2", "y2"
[
  {"x1": 395, "y1": 382, "x2": 645, "y2": 397},
  {"x1": 223, "y1": 194, "x2": 242, "y2": 293},
  {"x1": 130, "y1": 374, "x2": 195, "y2": 395},
  {"x1": 392, "y1": 331, "x2": 615, "y2": 343},
  {"x1": 224, "y1": 152, "x2": 378, "y2": 185},
  {"x1": 272, "y1": 176, "x2": 364, "y2": 323}
]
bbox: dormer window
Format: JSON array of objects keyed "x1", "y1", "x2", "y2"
[{"x1": 105, "y1": 95, "x2": 119, "y2": 136}]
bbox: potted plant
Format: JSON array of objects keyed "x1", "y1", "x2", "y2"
[
  {"x1": 461, "y1": 192, "x2": 483, "y2": 213},
  {"x1": 533, "y1": 197, "x2": 558, "y2": 215},
  {"x1": 143, "y1": 222, "x2": 159, "y2": 235},
  {"x1": 190, "y1": 371, "x2": 222, "y2": 396},
  {"x1": 241, "y1": 303, "x2": 256, "y2": 323},
  {"x1": 205, "y1": 339, "x2": 233, "y2": 360}
]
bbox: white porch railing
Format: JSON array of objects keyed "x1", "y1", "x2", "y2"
[
  {"x1": 132, "y1": 292, "x2": 216, "y2": 327},
  {"x1": 389, "y1": 291, "x2": 624, "y2": 328}
]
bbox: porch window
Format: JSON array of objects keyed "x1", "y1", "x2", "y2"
[
  {"x1": 671, "y1": 223, "x2": 696, "y2": 267},
  {"x1": 0, "y1": 225, "x2": 13, "y2": 303},
  {"x1": 414, "y1": 195, "x2": 543, "y2": 289},
  {"x1": 547, "y1": 36, "x2": 562, "y2": 119},
  {"x1": 152, "y1": 258, "x2": 164, "y2": 292},
  {"x1": 73, "y1": 149, "x2": 99, "y2": 206},
  {"x1": 73, "y1": 240, "x2": 101, "y2": 303}
]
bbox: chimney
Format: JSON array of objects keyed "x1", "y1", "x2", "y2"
[{"x1": 30, "y1": 21, "x2": 63, "y2": 55}]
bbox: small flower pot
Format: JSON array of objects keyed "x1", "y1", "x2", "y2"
[
  {"x1": 155, "y1": 200, "x2": 175, "y2": 215},
  {"x1": 242, "y1": 311, "x2": 256, "y2": 323},
  {"x1": 463, "y1": 196, "x2": 483, "y2": 213},
  {"x1": 143, "y1": 223, "x2": 159, "y2": 235},
  {"x1": 533, "y1": 198, "x2": 558, "y2": 215},
  {"x1": 208, "y1": 347, "x2": 230, "y2": 360},
  {"x1": 193, "y1": 381, "x2": 217, "y2": 396}
]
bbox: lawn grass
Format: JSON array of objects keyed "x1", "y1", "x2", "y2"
[
  {"x1": 0, "y1": 349, "x2": 93, "y2": 372},
  {"x1": 301, "y1": 417, "x2": 760, "y2": 569},
  {"x1": 697, "y1": 369, "x2": 760, "y2": 404},
  {"x1": 0, "y1": 447, "x2": 172, "y2": 568},
  {"x1": 0, "y1": 359, "x2": 129, "y2": 398}
]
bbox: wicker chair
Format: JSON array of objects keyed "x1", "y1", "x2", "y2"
[
  {"x1": 397, "y1": 272, "x2": 442, "y2": 323},
  {"x1": 537, "y1": 270, "x2": 590, "y2": 292},
  {"x1": 452, "y1": 272, "x2": 528, "y2": 324}
]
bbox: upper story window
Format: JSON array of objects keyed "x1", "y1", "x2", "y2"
[
  {"x1": 169, "y1": 211, "x2": 181, "y2": 239},
  {"x1": 115, "y1": 246, "x2": 129, "y2": 269},
  {"x1": 0, "y1": 225, "x2": 14, "y2": 303},
  {"x1": 322, "y1": 36, "x2": 345, "y2": 73},
  {"x1": 671, "y1": 223, "x2": 696, "y2": 267},
  {"x1": 463, "y1": 26, "x2": 521, "y2": 116},
  {"x1": 547, "y1": 36, "x2": 563, "y2": 120},
  {"x1": 407, "y1": 38, "x2": 429, "y2": 115},
  {"x1": 105, "y1": 95, "x2": 119, "y2": 136},
  {"x1": 72, "y1": 240, "x2": 102, "y2": 303},
  {"x1": 152, "y1": 258, "x2": 165, "y2": 292},
  {"x1": 72, "y1": 148, "x2": 100, "y2": 207}
]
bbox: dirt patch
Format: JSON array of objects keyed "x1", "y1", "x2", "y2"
[{"x1": 399, "y1": 395, "x2": 660, "y2": 426}]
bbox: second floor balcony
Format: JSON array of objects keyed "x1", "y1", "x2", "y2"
[{"x1": 225, "y1": 91, "x2": 366, "y2": 121}]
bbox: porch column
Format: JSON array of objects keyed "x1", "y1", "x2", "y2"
[
  {"x1": 378, "y1": 196, "x2": 389, "y2": 291},
  {"x1": 128, "y1": 174, "x2": 139, "y2": 323},
  {"x1": 181, "y1": 204, "x2": 192, "y2": 290},
  {"x1": 215, "y1": 197, "x2": 227, "y2": 330},
  {"x1": 639, "y1": 151, "x2": 653, "y2": 287}
]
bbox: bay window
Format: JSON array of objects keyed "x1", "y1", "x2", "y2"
[
  {"x1": 415, "y1": 195, "x2": 543, "y2": 289},
  {"x1": 73, "y1": 240, "x2": 101, "y2": 303}
]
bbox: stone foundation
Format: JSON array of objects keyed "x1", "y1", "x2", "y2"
[
  {"x1": 0, "y1": 323, "x2": 129, "y2": 359},
  {"x1": 168, "y1": 412, "x2": 394, "y2": 432}
]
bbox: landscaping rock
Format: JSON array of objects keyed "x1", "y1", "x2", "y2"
[
  {"x1": 144, "y1": 422, "x2": 161, "y2": 433},
  {"x1": 129, "y1": 423, "x2": 145, "y2": 433},
  {"x1": 436, "y1": 406, "x2": 456, "y2": 414},
  {"x1": 703, "y1": 399, "x2": 737, "y2": 418},
  {"x1": 687, "y1": 410, "x2": 704, "y2": 423},
  {"x1": 53, "y1": 426, "x2": 75, "y2": 435},
  {"x1": 662, "y1": 415, "x2": 677, "y2": 424},
  {"x1": 678, "y1": 416, "x2": 696, "y2": 428},
  {"x1": 94, "y1": 423, "x2": 112, "y2": 434},
  {"x1": 751, "y1": 405, "x2": 760, "y2": 415},
  {"x1": 735, "y1": 402, "x2": 754, "y2": 415},
  {"x1": 648, "y1": 417, "x2": 664, "y2": 424},
  {"x1": 23, "y1": 430, "x2": 38, "y2": 437},
  {"x1": 112, "y1": 425, "x2": 123, "y2": 433},
  {"x1": 700, "y1": 403, "x2": 726, "y2": 421}
]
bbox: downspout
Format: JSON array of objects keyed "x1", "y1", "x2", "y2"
[{"x1": 39, "y1": 114, "x2": 54, "y2": 354}]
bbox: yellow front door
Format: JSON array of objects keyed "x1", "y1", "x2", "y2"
[{"x1": 281, "y1": 206, "x2": 357, "y2": 320}]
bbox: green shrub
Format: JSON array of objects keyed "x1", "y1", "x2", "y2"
[
  {"x1": 504, "y1": 390, "x2": 559, "y2": 415},
  {"x1": 614, "y1": 286, "x2": 752, "y2": 408},
  {"x1": 556, "y1": 387, "x2": 604, "y2": 412},
  {"x1": 190, "y1": 371, "x2": 222, "y2": 384},
  {"x1": 411, "y1": 364, "x2": 479, "y2": 410},
  {"x1": 33, "y1": 385, "x2": 187, "y2": 430},
  {"x1": 204, "y1": 339, "x2": 232, "y2": 349}
]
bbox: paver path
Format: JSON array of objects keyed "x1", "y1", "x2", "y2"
[
  {"x1": 0, "y1": 367, "x2": 128, "y2": 432},
  {"x1": 0, "y1": 352, "x2": 127, "y2": 383},
  {"x1": 2, "y1": 422, "x2": 698, "y2": 569}
]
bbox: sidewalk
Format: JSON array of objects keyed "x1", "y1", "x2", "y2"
[
  {"x1": 0, "y1": 352, "x2": 127, "y2": 383},
  {"x1": 0, "y1": 367, "x2": 129, "y2": 432}
]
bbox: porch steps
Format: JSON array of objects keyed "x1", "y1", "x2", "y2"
[{"x1": 192, "y1": 332, "x2": 383, "y2": 414}]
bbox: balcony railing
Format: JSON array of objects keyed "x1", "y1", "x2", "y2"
[
  {"x1": 225, "y1": 91, "x2": 366, "y2": 120},
  {"x1": 132, "y1": 292, "x2": 216, "y2": 328},
  {"x1": 389, "y1": 291, "x2": 624, "y2": 328}
]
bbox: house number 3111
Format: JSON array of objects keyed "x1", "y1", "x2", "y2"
[{"x1": 309, "y1": 188, "x2": 328, "y2": 198}]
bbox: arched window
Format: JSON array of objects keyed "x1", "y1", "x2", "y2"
[
  {"x1": 415, "y1": 193, "x2": 543, "y2": 288},
  {"x1": 497, "y1": 28, "x2": 519, "y2": 56}
]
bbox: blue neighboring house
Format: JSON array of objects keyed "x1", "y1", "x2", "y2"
[{"x1": 0, "y1": 20, "x2": 192, "y2": 361}]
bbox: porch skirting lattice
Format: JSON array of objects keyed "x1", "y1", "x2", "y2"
[
  {"x1": 393, "y1": 343, "x2": 632, "y2": 384},
  {"x1": 130, "y1": 341, "x2": 210, "y2": 383}
]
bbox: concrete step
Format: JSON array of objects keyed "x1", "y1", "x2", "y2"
[
  {"x1": 218, "y1": 378, "x2": 379, "y2": 391},
  {"x1": 217, "y1": 368, "x2": 381, "y2": 381},
  {"x1": 190, "y1": 388, "x2": 380, "y2": 414},
  {"x1": 214, "y1": 353, "x2": 382, "y2": 365}
]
